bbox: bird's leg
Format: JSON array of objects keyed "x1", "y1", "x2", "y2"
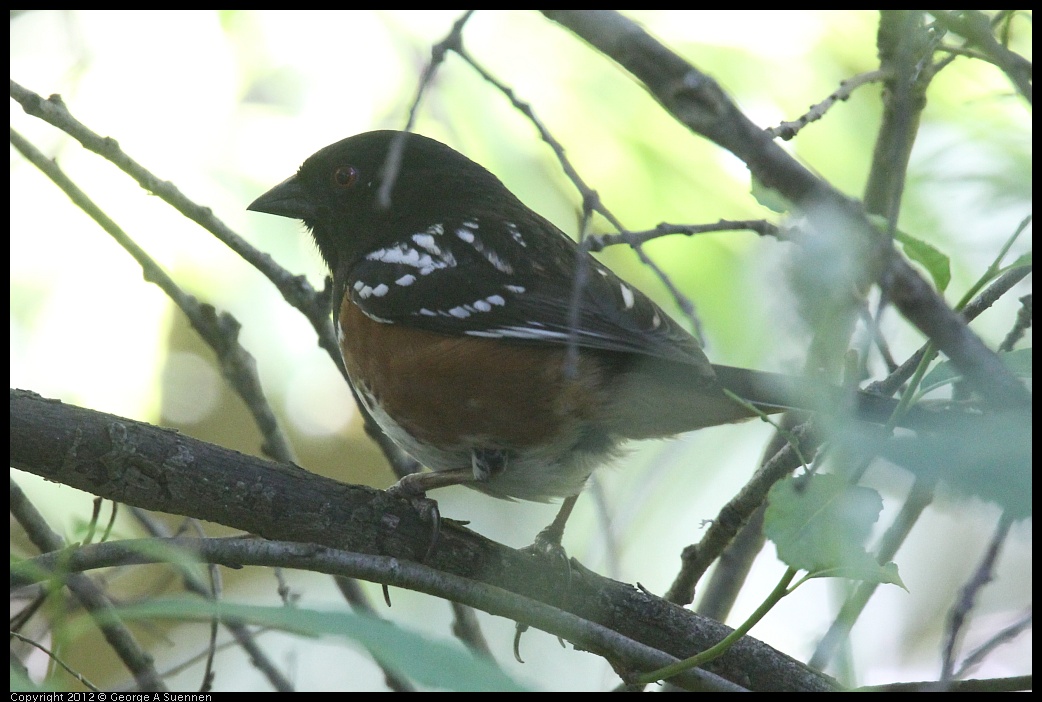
[
  {"x1": 515, "y1": 494, "x2": 580, "y2": 659},
  {"x1": 387, "y1": 447, "x2": 507, "y2": 496},
  {"x1": 532, "y1": 494, "x2": 579, "y2": 552},
  {"x1": 379, "y1": 478, "x2": 445, "y2": 606},
  {"x1": 385, "y1": 471, "x2": 476, "y2": 567},
  {"x1": 386, "y1": 468, "x2": 474, "y2": 497},
  {"x1": 519, "y1": 495, "x2": 580, "y2": 583},
  {"x1": 384, "y1": 449, "x2": 507, "y2": 564}
]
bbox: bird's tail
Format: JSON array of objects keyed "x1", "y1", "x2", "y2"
[{"x1": 603, "y1": 358, "x2": 946, "y2": 441}]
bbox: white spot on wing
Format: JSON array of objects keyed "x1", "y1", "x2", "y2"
[
  {"x1": 416, "y1": 293, "x2": 509, "y2": 321},
  {"x1": 419, "y1": 252, "x2": 455, "y2": 275},
  {"x1": 453, "y1": 224, "x2": 514, "y2": 274},
  {"x1": 490, "y1": 326, "x2": 569, "y2": 341},
  {"x1": 619, "y1": 284, "x2": 635, "y2": 310},
  {"x1": 463, "y1": 324, "x2": 615, "y2": 343},
  {"x1": 396, "y1": 274, "x2": 416, "y2": 286},
  {"x1": 505, "y1": 222, "x2": 526, "y2": 247},
  {"x1": 466, "y1": 321, "x2": 607, "y2": 342},
  {"x1": 485, "y1": 250, "x2": 513, "y2": 274},
  {"x1": 367, "y1": 245, "x2": 419, "y2": 266},
  {"x1": 354, "y1": 281, "x2": 389, "y2": 300},
  {"x1": 365, "y1": 243, "x2": 455, "y2": 275},
  {"x1": 360, "y1": 308, "x2": 393, "y2": 323},
  {"x1": 412, "y1": 233, "x2": 440, "y2": 254}
]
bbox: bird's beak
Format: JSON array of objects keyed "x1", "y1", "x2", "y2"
[{"x1": 247, "y1": 174, "x2": 314, "y2": 221}]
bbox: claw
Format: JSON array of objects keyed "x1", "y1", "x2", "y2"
[
  {"x1": 530, "y1": 494, "x2": 578, "y2": 552},
  {"x1": 519, "y1": 495, "x2": 579, "y2": 599},
  {"x1": 385, "y1": 477, "x2": 443, "y2": 562},
  {"x1": 513, "y1": 623, "x2": 528, "y2": 664},
  {"x1": 413, "y1": 496, "x2": 441, "y2": 563}
]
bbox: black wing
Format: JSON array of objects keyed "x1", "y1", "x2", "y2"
[{"x1": 343, "y1": 213, "x2": 711, "y2": 368}]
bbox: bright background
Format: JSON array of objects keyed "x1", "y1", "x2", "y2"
[{"x1": 11, "y1": 10, "x2": 1031, "y2": 691}]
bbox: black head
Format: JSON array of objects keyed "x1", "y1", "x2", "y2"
[{"x1": 247, "y1": 130, "x2": 520, "y2": 270}]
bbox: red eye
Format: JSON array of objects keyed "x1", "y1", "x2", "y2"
[{"x1": 333, "y1": 165, "x2": 359, "y2": 189}]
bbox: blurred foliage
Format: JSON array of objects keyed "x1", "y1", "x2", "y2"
[{"x1": 11, "y1": 10, "x2": 1031, "y2": 692}]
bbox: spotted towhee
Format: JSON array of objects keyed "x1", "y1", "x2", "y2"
[{"x1": 248, "y1": 130, "x2": 920, "y2": 502}]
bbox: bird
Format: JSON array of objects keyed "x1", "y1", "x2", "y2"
[{"x1": 247, "y1": 130, "x2": 922, "y2": 503}]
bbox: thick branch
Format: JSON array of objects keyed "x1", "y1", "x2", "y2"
[{"x1": 11, "y1": 389, "x2": 838, "y2": 692}]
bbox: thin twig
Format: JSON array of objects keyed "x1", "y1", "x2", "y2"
[
  {"x1": 768, "y1": 70, "x2": 889, "y2": 140},
  {"x1": 9, "y1": 126, "x2": 298, "y2": 465}
]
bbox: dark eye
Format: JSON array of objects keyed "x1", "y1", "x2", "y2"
[{"x1": 332, "y1": 165, "x2": 359, "y2": 189}]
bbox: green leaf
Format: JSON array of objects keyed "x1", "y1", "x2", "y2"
[
  {"x1": 895, "y1": 230, "x2": 952, "y2": 292},
  {"x1": 863, "y1": 214, "x2": 952, "y2": 291},
  {"x1": 874, "y1": 413, "x2": 1032, "y2": 520},
  {"x1": 804, "y1": 561, "x2": 904, "y2": 588},
  {"x1": 750, "y1": 175, "x2": 792, "y2": 213},
  {"x1": 86, "y1": 599, "x2": 529, "y2": 691},
  {"x1": 764, "y1": 474, "x2": 903, "y2": 588},
  {"x1": 919, "y1": 348, "x2": 1032, "y2": 395}
]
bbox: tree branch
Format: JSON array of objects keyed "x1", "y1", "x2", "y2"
[
  {"x1": 541, "y1": 10, "x2": 1029, "y2": 411},
  {"x1": 11, "y1": 388, "x2": 839, "y2": 692}
]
